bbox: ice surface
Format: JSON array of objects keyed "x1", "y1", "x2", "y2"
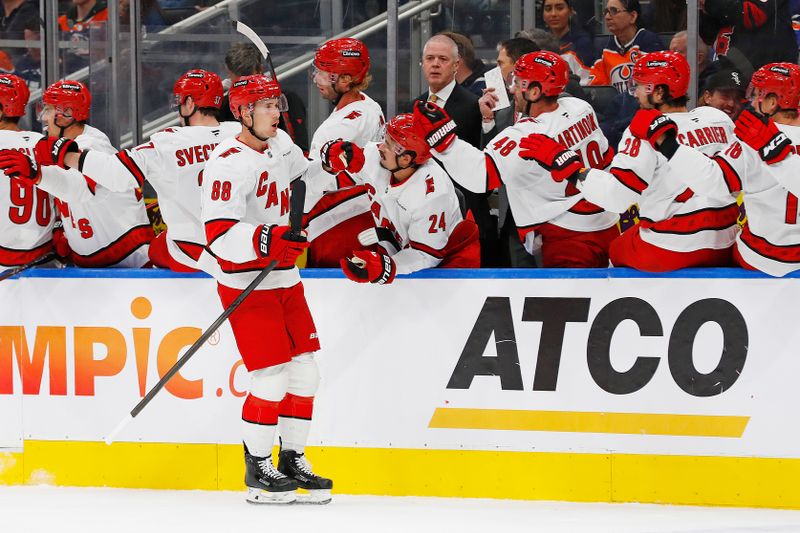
[{"x1": 2, "y1": 486, "x2": 800, "y2": 533}]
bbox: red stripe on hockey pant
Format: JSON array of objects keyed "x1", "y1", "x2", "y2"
[
  {"x1": 204, "y1": 218, "x2": 237, "y2": 246},
  {"x1": 537, "y1": 223, "x2": 619, "y2": 268},
  {"x1": 638, "y1": 204, "x2": 739, "y2": 235},
  {"x1": 242, "y1": 394, "x2": 280, "y2": 425},
  {"x1": 610, "y1": 167, "x2": 648, "y2": 194},
  {"x1": 116, "y1": 151, "x2": 146, "y2": 187},
  {"x1": 278, "y1": 393, "x2": 314, "y2": 420},
  {"x1": 740, "y1": 225, "x2": 800, "y2": 263},
  {"x1": 439, "y1": 219, "x2": 481, "y2": 268},
  {"x1": 610, "y1": 225, "x2": 733, "y2": 272},
  {"x1": 0, "y1": 240, "x2": 53, "y2": 267},
  {"x1": 713, "y1": 155, "x2": 743, "y2": 194},
  {"x1": 71, "y1": 224, "x2": 154, "y2": 267}
]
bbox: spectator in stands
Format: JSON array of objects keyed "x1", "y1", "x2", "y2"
[
  {"x1": 700, "y1": 0, "x2": 797, "y2": 76},
  {"x1": 542, "y1": 0, "x2": 596, "y2": 68},
  {"x1": 698, "y1": 64, "x2": 747, "y2": 119},
  {"x1": 59, "y1": 0, "x2": 108, "y2": 72},
  {"x1": 516, "y1": 28, "x2": 588, "y2": 99},
  {"x1": 415, "y1": 34, "x2": 493, "y2": 265},
  {"x1": 14, "y1": 16, "x2": 39, "y2": 89},
  {"x1": 669, "y1": 30, "x2": 711, "y2": 95},
  {"x1": 218, "y1": 43, "x2": 309, "y2": 152},
  {"x1": 438, "y1": 31, "x2": 486, "y2": 97},
  {"x1": 588, "y1": 0, "x2": 663, "y2": 92},
  {"x1": 119, "y1": 0, "x2": 167, "y2": 29},
  {"x1": 0, "y1": 0, "x2": 37, "y2": 63}
]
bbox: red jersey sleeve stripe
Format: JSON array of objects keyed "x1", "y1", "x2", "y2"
[
  {"x1": 712, "y1": 155, "x2": 743, "y2": 194},
  {"x1": 485, "y1": 153, "x2": 503, "y2": 190},
  {"x1": 84, "y1": 177, "x2": 97, "y2": 195},
  {"x1": 116, "y1": 150, "x2": 146, "y2": 188},
  {"x1": 600, "y1": 145, "x2": 615, "y2": 168},
  {"x1": 610, "y1": 167, "x2": 648, "y2": 194},
  {"x1": 335, "y1": 171, "x2": 356, "y2": 189},
  {"x1": 409, "y1": 240, "x2": 446, "y2": 259},
  {"x1": 205, "y1": 218, "x2": 237, "y2": 247}
]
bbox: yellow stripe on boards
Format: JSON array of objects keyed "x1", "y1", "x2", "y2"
[
  {"x1": 4, "y1": 441, "x2": 800, "y2": 509},
  {"x1": 428, "y1": 408, "x2": 749, "y2": 438}
]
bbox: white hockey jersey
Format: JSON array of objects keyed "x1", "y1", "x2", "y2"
[
  {"x1": 37, "y1": 125, "x2": 152, "y2": 267},
  {"x1": 0, "y1": 129, "x2": 55, "y2": 267},
  {"x1": 201, "y1": 129, "x2": 308, "y2": 290},
  {"x1": 667, "y1": 121, "x2": 800, "y2": 276},
  {"x1": 580, "y1": 106, "x2": 739, "y2": 252},
  {"x1": 434, "y1": 96, "x2": 618, "y2": 239},
  {"x1": 79, "y1": 122, "x2": 240, "y2": 271},
  {"x1": 305, "y1": 92, "x2": 386, "y2": 210},
  {"x1": 341, "y1": 143, "x2": 463, "y2": 274}
]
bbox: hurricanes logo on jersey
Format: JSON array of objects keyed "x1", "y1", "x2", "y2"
[{"x1": 344, "y1": 110, "x2": 362, "y2": 120}]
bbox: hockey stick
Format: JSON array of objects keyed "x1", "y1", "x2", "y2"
[
  {"x1": 232, "y1": 20, "x2": 298, "y2": 142},
  {"x1": 0, "y1": 252, "x2": 56, "y2": 282},
  {"x1": 105, "y1": 180, "x2": 307, "y2": 444}
]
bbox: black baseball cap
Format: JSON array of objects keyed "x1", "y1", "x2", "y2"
[{"x1": 703, "y1": 68, "x2": 746, "y2": 95}]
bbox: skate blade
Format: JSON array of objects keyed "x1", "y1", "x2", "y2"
[
  {"x1": 246, "y1": 487, "x2": 297, "y2": 504},
  {"x1": 294, "y1": 489, "x2": 332, "y2": 505}
]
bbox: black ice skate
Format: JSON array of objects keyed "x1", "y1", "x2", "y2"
[
  {"x1": 244, "y1": 444, "x2": 297, "y2": 504},
  {"x1": 277, "y1": 449, "x2": 333, "y2": 504}
]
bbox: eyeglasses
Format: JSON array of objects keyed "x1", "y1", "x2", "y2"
[{"x1": 602, "y1": 7, "x2": 628, "y2": 16}]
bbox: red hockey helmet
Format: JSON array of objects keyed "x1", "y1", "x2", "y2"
[
  {"x1": 512, "y1": 51, "x2": 569, "y2": 97},
  {"x1": 748, "y1": 63, "x2": 800, "y2": 110},
  {"x1": 228, "y1": 75, "x2": 287, "y2": 120},
  {"x1": 313, "y1": 38, "x2": 370, "y2": 84},
  {"x1": 387, "y1": 113, "x2": 431, "y2": 164},
  {"x1": 173, "y1": 69, "x2": 223, "y2": 109},
  {"x1": 0, "y1": 74, "x2": 29, "y2": 118},
  {"x1": 632, "y1": 51, "x2": 690, "y2": 98},
  {"x1": 42, "y1": 80, "x2": 91, "y2": 122}
]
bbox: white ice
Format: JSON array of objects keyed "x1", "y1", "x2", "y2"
[{"x1": 2, "y1": 486, "x2": 800, "y2": 533}]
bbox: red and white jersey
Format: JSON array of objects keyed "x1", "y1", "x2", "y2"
[
  {"x1": 434, "y1": 96, "x2": 618, "y2": 238},
  {"x1": 201, "y1": 129, "x2": 308, "y2": 290},
  {"x1": 79, "y1": 122, "x2": 239, "y2": 272},
  {"x1": 308, "y1": 92, "x2": 385, "y2": 158},
  {"x1": 37, "y1": 125, "x2": 152, "y2": 267},
  {"x1": 668, "y1": 121, "x2": 800, "y2": 276},
  {"x1": 342, "y1": 143, "x2": 463, "y2": 274},
  {"x1": 305, "y1": 92, "x2": 385, "y2": 210},
  {"x1": 0, "y1": 129, "x2": 55, "y2": 267},
  {"x1": 581, "y1": 106, "x2": 739, "y2": 253}
]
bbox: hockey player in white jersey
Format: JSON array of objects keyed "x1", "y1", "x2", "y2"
[
  {"x1": 201, "y1": 75, "x2": 332, "y2": 504},
  {"x1": 417, "y1": 51, "x2": 619, "y2": 267},
  {"x1": 633, "y1": 63, "x2": 800, "y2": 277},
  {"x1": 44, "y1": 69, "x2": 239, "y2": 272},
  {"x1": 0, "y1": 80, "x2": 152, "y2": 267},
  {"x1": 0, "y1": 74, "x2": 55, "y2": 269},
  {"x1": 527, "y1": 52, "x2": 739, "y2": 271},
  {"x1": 321, "y1": 113, "x2": 480, "y2": 284}
]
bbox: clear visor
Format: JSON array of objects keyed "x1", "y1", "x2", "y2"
[
  {"x1": 509, "y1": 74, "x2": 529, "y2": 93},
  {"x1": 630, "y1": 77, "x2": 652, "y2": 93},
  {"x1": 310, "y1": 66, "x2": 338, "y2": 86},
  {"x1": 745, "y1": 84, "x2": 760, "y2": 102},
  {"x1": 384, "y1": 134, "x2": 407, "y2": 156},
  {"x1": 170, "y1": 94, "x2": 183, "y2": 111},
  {"x1": 35, "y1": 102, "x2": 71, "y2": 121},
  {"x1": 249, "y1": 94, "x2": 289, "y2": 114}
]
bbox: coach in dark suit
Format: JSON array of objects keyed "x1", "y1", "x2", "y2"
[{"x1": 415, "y1": 34, "x2": 495, "y2": 264}]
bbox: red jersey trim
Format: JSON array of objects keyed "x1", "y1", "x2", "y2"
[
  {"x1": 485, "y1": 153, "x2": 503, "y2": 190},
  {"x1": 713, "y1": 155, "x2": 743, "y2": 194},
  {"x1": 174, "y1": 240, "x2": 205, "y2": 262},
  {"x1": 611, "y1": 167, "x2": 648, "y2": 194},
  {"x1": 740, "y1": 225, "x2": 800, "y2": 264},
  {"x1": 205, "y1": 218, "x2": 237, "y2": 247},
  {"x1": 0, "y1": 240, "x2": 53, "y2": 267},
  {"x1": 117, "y1": 150, "x2": 146, "y2": 188},
  {"x1": 639, "y1": 204, "x2": 739, "y2": 235},
  {"x1": 409, "y1": 240, "x2": 445, "y2": 259},
  {"x1": 568, "y1": 199, "x2": 605, "y2": 215},
  {"x1": 71, "y1": 224, "x2": 153, "y2": 267},
  {"x1": 674, "y1": 187, "x2": 695, "y2": 203}
]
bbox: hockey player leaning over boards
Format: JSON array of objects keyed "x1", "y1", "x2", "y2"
[
  {"x1": 0, "y1": 74, "x2": 55, "y2": 270},
  {"x1": 41, "y1": 69, "x2": 239, "y2": 273},
  {"x1": 201, "y1": 75, "x2": 332, "y2": 504},
  {"x1": 321, "y1": 113, "x2": 481, "y2": 285},
  {"x1": 418, "y1": 51, "x2": 619, "y2": 268},
  {"x1": 634, "y1": 63, "x2": 800, "y2": 277},
  {"x1": 526, "y1": 52, "x2": 740, "y2": 271},
  {"x1": 0, "y1": 80, "x2": 152, "y2": 268}
]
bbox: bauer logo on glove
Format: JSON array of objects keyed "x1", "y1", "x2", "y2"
[{"x1": 340, "y1": 250, "x2": 396, "y2": 284}]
